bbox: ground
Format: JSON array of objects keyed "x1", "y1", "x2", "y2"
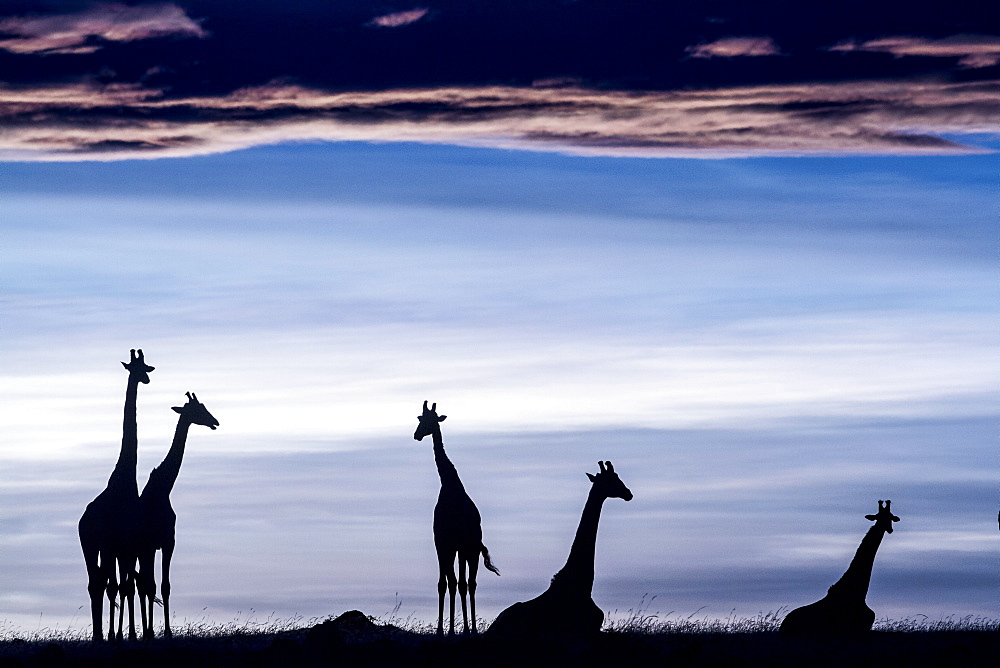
[{"x1": 1, "y1": 611, "x2": 997, "y2": 666}]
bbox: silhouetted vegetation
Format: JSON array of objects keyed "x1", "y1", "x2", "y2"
[{"x1": 2, "y1": 610, "x2": 996, "y2": 666}]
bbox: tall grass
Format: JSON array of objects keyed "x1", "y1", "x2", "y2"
[
  {"x1": 170, "y1": 608, "x2": 320, "y2": 639},
  {"x1": 603, "y1": 595, "x2": 999, "y2": 635},
  {"x1": 0, "y1": 608, "x2": 317, "y2": 646},
  {"x1": 875, "y1": 614, "x2": 1000, "y2": 632},
  {"x1": 604, "y1": 595, "x2": 785, "y2": 634}
]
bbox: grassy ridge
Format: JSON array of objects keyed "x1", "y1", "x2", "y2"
[{"x1": 1, "y1": 610, "x2": 997, "y2": 666}]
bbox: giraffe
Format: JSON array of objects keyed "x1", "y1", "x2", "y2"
[
  {"x1": 78, "y1": 349, "x2": 154, "y2": 641},
  {"x1": 136, "y1": 392, "x2": 219, "y2": 640},
  {"x1": 780, "y1": 499, "x2": 900, "y2": 635},
  {"x1": 413, "y1": 400, "x2": 500, "y2": 636},
  {"x1": 486, "y1": 460, "x2": 633, "y2": 641}
]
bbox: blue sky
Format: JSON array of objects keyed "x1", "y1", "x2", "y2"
[
  {"x1": 2, "y1": 142, "x2": 997, "y2": 631},
  {"x1": 0, "y1": 0, "x2": 997, "y2": 636}
]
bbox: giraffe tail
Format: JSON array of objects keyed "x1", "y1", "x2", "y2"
[{"x1": 481, "y1": 542, "x2": 500, "y2": 576}]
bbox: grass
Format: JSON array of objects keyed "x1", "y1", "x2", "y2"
[
  {"x1": 3, "y1": 603, "x2": 997, "y2": 642},
  {"x1": 604, "y1": 595, "x2": 786, "y2": 634},
  {"x1": 603, "y1": 594, "x2": 1000, "y2": 635},
  {"x1": 2, "y1": 602, "x2": 997, "y2": 666},
  {"x1": 0, "y1": 608, "x2": 317, "y2": 644},
  {"x1": 874, "y1": 614, "x2": 1000, "y2": 633}
]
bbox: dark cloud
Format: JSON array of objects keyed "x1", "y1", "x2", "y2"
[
  {"x1": 0, "y1": 2, "x2": 206, "y2": 55},
  {"x1": 0, "y1": 78, "x2": 996, "y2": 160},
  {"x1": 0, "y1": 2, "x2": 996, "y2": 160},
  {"x1": 1, "y1": 3, "x2": 996, "y2": 90}
]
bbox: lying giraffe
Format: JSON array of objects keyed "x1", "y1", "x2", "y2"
[
  {"x1": 487, "y1": 461, "x2": 632, "y2": 641},
  {"x1": 781, "y1": 500, "x2": 900, "y2": 635}
]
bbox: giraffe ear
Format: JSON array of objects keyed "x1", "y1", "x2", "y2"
[
  {"x1": 865, "y1": 514, "x2": 877, "y2": 521},
  {"x1": 587, "y1": 472, "x2": 597, "y2": 482},
  {"x1": 172, "y1": 406, "x2": 183, "y2": 414},
  {"x1": 438, "y1": 415, "x2": 447, "y2": 422},
  {"x1": 122, "y1": 361, "x2": 129, "y2": 369}
]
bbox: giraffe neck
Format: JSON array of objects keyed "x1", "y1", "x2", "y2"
[
  {"x1": 432, "y1": 429, "x2": 464, "y2": 491},
  {"x1": 110, "y1": 374, "x2": 142, "y2": 492},
  {"x1": 144, "y1": 417, "x2": 191, "y2": 498},
  {"x1": 828, "y1": 524, "x2": 886, "y2": 601},
  {"x1": 551, "y1": 486, "x2": 605, "y2": 595}
]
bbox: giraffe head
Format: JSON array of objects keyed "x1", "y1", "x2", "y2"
[
  {"x1": 413, "y1": 400, "x2": 447, "y2": 441},
  {"x1": 121, "y1": 348, "x2": 155, "y2": 383},
  {"x1": 864, "y1": 499, "x2": 900, "y2": 533},
  {"x1": 586, "y1": 460, "x2": 633, "y2": 501},
  {"x1": 172, "y1": 392, "x2": 219, "y2": 430}
]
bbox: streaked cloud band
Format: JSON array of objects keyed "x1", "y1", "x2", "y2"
[
  {"x1": 830, "y1": 34, "x2": 1000, "y2": 69},
  {"x1": 1, "y1": 79, "x2": 996, "y2": 161},
  {"x1": 0, "y1": 2, "x2": 206, "y2": 55}
]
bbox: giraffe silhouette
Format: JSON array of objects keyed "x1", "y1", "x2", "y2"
[
  {"x1": 486, "y1": 460, "x2": 632, "y2": 641},
  {"x1": 781, "y1": 499, "x2": 900, "y2": 635},
  {"x1": 78, "y1": 349, "x2": 154, "y2": 641},
  {"x1": 413, "y1": 400, "x2": 500, "y2": 636},
  {"x1": 136, "y1": 392, "x2": 219, "y2": 640}
]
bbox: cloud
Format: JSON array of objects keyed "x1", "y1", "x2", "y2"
[
  {"x1": 829, "y1": 34, "x2": 1000, "y2": 69},
  {"x1": 686, "y1": 36, "x2": 781, "y2": 59},
  {"x1": 0, "y1": 78, "x2": 996, "y2": 161},
  {"x1": 0, "y1": 2, "x2": 207, "y2": 55},
  {"x1": 368, "y1": 8, "x2": 428, "y2": 28}
]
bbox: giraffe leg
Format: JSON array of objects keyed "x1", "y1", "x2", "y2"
[
  {"x1": 115, "y1": 555, "x2": 137, "y2": 640},
  {"x1": 435, "y1": 546, "x2": 451, "y2": 636},
  {"x1": 162, "y1": 541, "x2": 174, "y2": 639},
  {"x1": 136, "y1": 549, "x2": 155, "y2": 640},
  {"x1": 121, "y1": 555, "x2": 138, "y2": 640},
  {"x1": 436, "y1": 570, "x2": 446, "y2": 636},
  {"x1": 437, "y1": 547, "x2": 458, "y2": 636},
  {"x1": 116, "y1": 578, "x2": 125, "y2": 640},
  {"x1": 81, "y1": 538, "x2": 105, "y2": 642},
  {"x1": 106, "y1": 562, "x2": 118, "y2": 642},
  {"x1": 457, "y1": 558, "x2": 469, "y2": 634},
  {"x1": 468, "y1": 555, "x2": 480, "y2": 635},
  {"x1": 447, "y1": 571, "x2": 457, "y2": 636}
]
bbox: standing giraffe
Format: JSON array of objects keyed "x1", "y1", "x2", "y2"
[
  {"x1": 486, "y1": 461, "x2": 633, "y2": 640},
  {"x1": 78, "y1": 349, "x2": 154, "y2": 641},
  {"x1": 780, "y1": 499, "x2": 900, "y2": 635},
  {"x1": 413, "y1": 400, "x2": 500, "y2": 636},
  {"x1": 137, "y1": 392, "x2": 219, "y2": 640}
]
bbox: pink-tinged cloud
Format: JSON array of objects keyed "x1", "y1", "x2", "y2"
[
  {"x1": 369, "y1": 8, "x2": 428, "y2": 28},
  {"x1": 0, "y1": 2, "x2": 207, "y2": 55},
  {"x1": 0, "y1": 79, "x2": 996, "y2": 161},
  {"x1": 830, "y1": 34, "x2": 1000, "y2": 69},
  {"x1": 686, "y1": 36, "x2": 781, "y2": 59}
]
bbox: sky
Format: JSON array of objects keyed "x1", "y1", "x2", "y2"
[{"x1": 1, "y1": 1, "x2": 998, "y2": 634}]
